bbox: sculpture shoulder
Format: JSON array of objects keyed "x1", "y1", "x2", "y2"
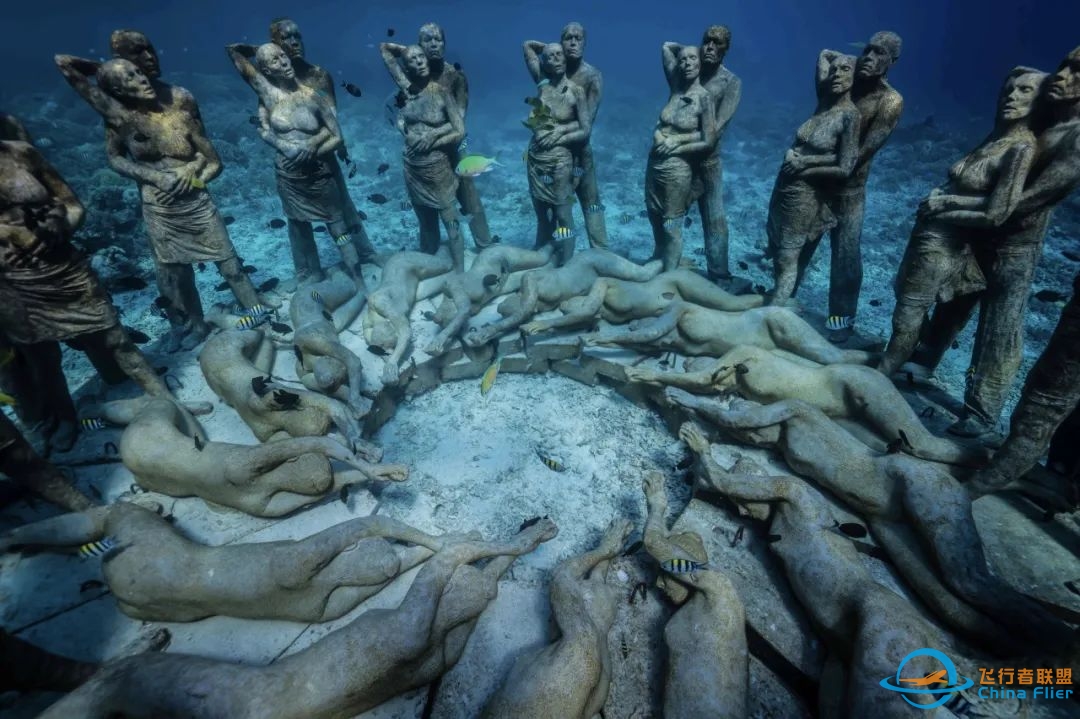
[{"x1": 575, "y1": 61, "x2": 602, "y2": 88}]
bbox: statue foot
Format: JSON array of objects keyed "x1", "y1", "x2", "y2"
[
  {"x1": 948, "y1": 414, "x2": 998, "y2": 439},
  {"x1": 180, "y1": 321, "x2": 211, "y2": 351},
  {"x1": 47, "y1": 420, "x2": 79, "y2": 454}
]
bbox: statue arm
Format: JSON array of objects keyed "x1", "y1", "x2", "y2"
[
  {"x1": 54, "y1": 54, "x2": 117, "y2": 119},
  {"x1": 586, "y1": 69, "x2": 603, "y2": 126},
  {"x1": 523, "y1": 41, "x2": 545, "y2": 84},
  {"x1": 715, "y1": 74, "x2": 741, "y2": 135},
  {"x1": 672, "y1": 95, "x2": 716, "y2": 156},
  {"x1": 29, "y1": 146, "x2": 85, "y2": 232},
  {"x1": 256, "y1": 104, "x2": 293, "y2": 155},
  {"x1": 661, "y1": 42, "x2": 682, "y2": 90},
  {"x1": 226, "y1": 44, "x2": 272, "y2": 98},
  {"x1": 814, "y1": 49, "x2": 841, "y2": 98},
  {"x1": 0, "y1": 507, "x2": 111, "y2": 552},
  {"x1": 453, "y1": 70, "x2": 469, "y2": 116},
  {"x1": 1014, "y1": 132, "x2": 1080, "y2": 215},
  {"x1": 314, "y1": 96, "x2": 343, "y2": 156},
  {"x1": 186, "y1": 100, "x2": 223, "y2": 183},
  {"x1": 558, "y1": 85, "x2": 592, "y2": 145},
  {"x1": 933, "y1": 144, "x2": 1035, "y2": 227},
  {"x1": 0, "y1": 113, "x2": 31, "y2": 142},
  {"x1": 701, "y1": 398, "x2": 806, "y2": 431},
  {"x1": 380, "y1": 43, "x2": 411, "y2": 92}
]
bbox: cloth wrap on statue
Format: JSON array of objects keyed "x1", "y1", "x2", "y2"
[
  {"x1": 140, "y1": 185, "x2": 237, "y2": 265},
  {"x1": 527, "y1": 141, "x2": 577, "y2": 206},
  {"x1": 646, "y1": 151, "x2": 704, "y2": 220},
  {"x1": 765, "y1": 173, "x2": 837, "y2": 255},
  {"x1": 894, "y1": 218, "x2": 987, "y2": 304},
  {"x1": 274, "y1": 154, "x2": 350, "y2": 236},
  {"x1": 403, "y1": 148, "x2": 458, "y2": 210}
]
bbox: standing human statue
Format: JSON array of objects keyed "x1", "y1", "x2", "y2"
[
  {"x1": 820, "y1": 32, "x2": 903, "y2": 342},
  {"x1": 226, "y1": 42, "x2": 369, "y2": 287},
  {"x1": 266, "y1": 18, "x2": 377, "y2": 268},
  {"x1": 384, "y1": 23, "x2": 494, "y2": 249},
  {"x1": 56, "y1": 31, "x2": 263, "y2": 352},
  {"x1": 379, "y1": 43, "x2": 467, "y2": 272},
  {"x1": 695, "y1": 25, "x2": 742, "y2": 285},
  {"x1": 765, "y1": 50, "x2": 859, "y2": 307},
  {"x1": 522, "y1": 42, "x2": 592, "y2": 265},
  {"x1": 645, "y1": 42, "x2": 717, "y2": 272}
]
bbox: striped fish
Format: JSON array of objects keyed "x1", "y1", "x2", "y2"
[
  {"x1": 584, "y1": 203, "x2": 604, "y2": 215},
  {"x1": 825, "y1": 315, "x2": 853, "y2": 331},
  {"x1": 79, "y1": 537, "x2": 118, "y2": 560},
  {"x1": 241, "y1": 304, "x2": 272, "y2": 317},
  {"x1": 618, "y1": 213, "x2": 633, "y2": 225},
  {"x1": 480, "y1": 357, "x2": 502, "y2": 396},
  {"x1": 236, "y1": 314, "x2": 270, "y2": 330},
  {"x1": 536, "y1": 451, "x2": 565, "y2": 472},
  {"x1": 334, "y1": 233, "x2": 352, "y2": 247},
  {"x1": 311, "y1": 290, "x2": 324, "y2": 305},
  {"x1": 80, "y1": 418, "x2": 106, "y2": 431},
  {"x1": 552, "y1": 226, "x2": 575, "y2": 241},
  {"x1": 660, "y1": 557, "x2": 707, "y2": 575}
]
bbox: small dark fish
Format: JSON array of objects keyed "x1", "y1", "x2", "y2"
[
  {"x1": 680, "y1": 96, "x2": 693, "y2": 105},
  {"x1": 80, "y1": 579, "x2": 105, "y2": 593},
  {"x1": 622, "y1": 540, "x2": 644, "y2": 556},
  {"x1": 618, "y1": 213, "x2": 633, "y2": 225},
  {"x1": 869, "y1": 298, "x2": 882, "y2": 307},
  {"x1": 753, "y1": 284, "x2": 767, "y2": 294},
  {"x1": 248, "y1": 115, "x2": 260, "y2": 126},
  {"x1": 341, "y1": 82, "x2": 362, "y2": 97},
  {"x1": 684, "y1": 216, "x2": 693, "y2": 228},
  {"x1": 399, "y1": 199, "x2": 412, "y2": 211},
  {"x1": 1063, "y1": 250, "x2": 1080, "y2": 263},
  {"x1": 675, "y1": 454, "x2": 693, "y2": 471},
  {"x1": 368, "y1": 193, "x2": 389, "y2": 204},
  {"x1": 898, "y1": 429, "x2": 912, "y2": 449},
  {"x1": 1034, "y1": 289, "x2": 1067, "y2": 303},
  {"x1": 293, "y1": 344, "x2": 304, "y2": 365},
  {"x1": 340, "y1": 485, "x2": 350, "y2": 504},
  {"x1": 270, "y1": 321, "x2": 292, "y2": 334},
  {"x1": 919, "y1": 406, "x2": 936, "y2": 419},
  {"x1": 367, "y1": 345, "x2": 389, "y2": 356},
  {"x1": 885, "y1": 437, "x2": 903, "y2": 454},
  {"x1": 321, "y1": 309, "x2": 334, "y2": 322},
  {"x1": 837, "y1": 522, "x2": 868, "y2": 539},
  {"x1": 357, "y1": 209, "x2": 368, "y2": 221},
  {"x1": 154, "y1": 366, "x2": 168, "y2": 376},
  {"x1": 730, "y1": 526, "x2": 744, "y2": 548},
  {"x1": 377, "y1": 162, "x2": 390, "y2": 174},
  {"x1": 126, "y1": 328, "x2": 150, "y2": 345},
  {"x1": 251, "y1": 375, "x2": 272, "y2": 397},
  {"x1": 271, "y1": 389, "x2": 300, "y2": 410},
  {"x1": 269, "y1": 218, "x2": 286, "y2": 229},
  {"x1": 660, "y1": 557, "x2": 706, "y2": 574},
  {"x1": 453, "y1": 62, "x2": 462, "y2": 71},
  {"x1": 314, "y1": 225, "x2": 327, "y2": 234},
  {"x1": 766, "y1": 533, "x2": 783, "y2": 543},
  {"x1": 112, "y1": 275, "x2": 148, "y2": 292},
  {"x1": 737, "y1": 261, "x2": 749, "y2": 271},
  {"x1": 951, "y1": 340, "x2": 960, "y2": 349},
  {"x1": 734, "y1": 363, "x2": 749, "y2": 375},
  {"x1": 223, "y1": 215, "x2": 236, "y2": 226},
  {"x1": 215, "y1": 281, "x2": 230, "y2": 291},
  {"x1": 257, "y1": 278, "x2": 280, "y2": 293},
  {"x1": 1065, "y1": 580, "x2": 1080, "y2": 596},
  {"x1": 386, "y1": 27, "x2": 395, "y2": 37},
  {"x1": 519, "y1": 516, "x2": 542, "y2": 531},
  {"x1": 197, "y1": 262, "x2": 206, "y2": 272},
  {"x1": 242, "y1": 265, "x2": 257, "y2": 274},
  {"x1": 348, "y1": 163, "x2": 358, "y2": 179},
  {"x1": 193, "y1": 434, "x2": 204, "y2": 451},
  {"x1": 491, "y1": 234, "x2": 501, "y2": 243}
]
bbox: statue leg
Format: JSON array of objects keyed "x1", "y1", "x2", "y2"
[
  {"x1": 0, "y1": 627, "x2": 99, "y2": 693},
  {"x1": 576, "y1": 144, "x2": 608, "y2": 249},
  {"x1": 457, "y1": 174, "x2": 493, "y2": 249},
  {"x1": 333, "y1": 160, "x2": 377, "y2": 264},
  {"x1": 970, "y1": 284, "x2": 1080, "y2": 493},
  {"x1": 659, "y1": 217, "x2": 685, "y2": 272},
  {"x1": 87, "y1": 324, "x2": 170, "y2": 397},
  {"x1": 152, "y1": 259, "x2": 195, "y2": 353},
  {"x1": 416, "y1": 206, "x2": 442, "y2": 255},
  {"x1": 825, "y1": 185, "x2": 866, "y2": 342},
  {"x1": 554, "y1": 202, "x2": 576, "y2": 266},
  {"x1": 7, "y1": 340, "x2": 78, "y2": 451},
  {"x1": 908, "y1": 292, "x2": 980, "y2": 374},
  {"x1": 769, "y1": 243, "x2": 803, "y2": 306},
  {"x1": 697, "y1": 157, "x2": 729, "y2": 279},
  {"x1": 216, "y1": 256, "x2": 260, "y2": 309},
  {"x1": 288, "y1": 219, "x2": 323, "y2": 283},
  {"x1": 0, "y1": 414, "x2": 95, "y2": 510},
  {"x1": 955, "y1": 238, "x2": 1043, "y2": 436},
  {"x1": 762, "y1": 308, "x2": 874, "y2": 365},
  {"x1": 533, "y1": 197, "x2": 554, "y2": 252},
  {"x1": 441, "y1": 207, "x2": 466, "y2": 273}
]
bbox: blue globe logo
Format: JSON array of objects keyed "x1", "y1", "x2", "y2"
[{"x1": 879, "y1": 648, "x2": 974, "y2": 709}]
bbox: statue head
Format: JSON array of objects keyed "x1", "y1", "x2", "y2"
[
  {"x1": 700, "y1": 25, "x2": 731, "y2": 67},
  {"x1": 418, "y1": 23, "x2": 445, "y2": 62},
  {"x1": 998, "y1": 67, "x2": 1048, "y2": 123},
  {"x1": 561, "y1": 22, "x2": 586, "y2": 62},
  {"x1": 824, "y1": 53, "x2": 856, "y2": 98},
  {"x1": 110, "y1": 29, "x2": 160, "y2": 80},
  {"x1": 403, "y1": 45, "x2": 430, "y2": 83},
  {"x1": 255, "y1": 43, "x2": 296, "y2": 83},
  {"x1": 676, "y1": 45, "x2": 702, "y2": 85},
  {"x1": 540, "y1": 43, "x2": 566, "y2": 79},
  {"x1": 856, "y1": 31, "x2": 901, "y2": 80},
  {"x1": 1047, "y1": 47, "x2": 1080, "y2": 104},
  {"x1": 96, "y1": 59, "x2": 156, "y2": 103},
  {"x1": 270, "y1": 18, "x2": 305, "y2": 60}
]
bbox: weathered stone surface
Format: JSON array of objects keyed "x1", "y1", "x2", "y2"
[
  {"x1": 442, "y1": 356, "x2": 493, "y2": 382},
  {"x1": 580, "y1": 347, "x2": 640, "y2": 382},
  {"x1": 499, "y1": 353, "x2": 550, "y2": 375},
  {"x1": 550, "y1": 359, "x2": 597, "y2": 386},
  {"x1": 524, "y1": 334, "x2": 582, "y2": 363}
]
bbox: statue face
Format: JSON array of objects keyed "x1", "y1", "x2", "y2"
[
  {"x1": 856, "y1": 39, "x2": 893, "y2": 79},
  {"x1": 1048, "y1": 51, "x2": 1080, "y2": 103},
  {"x1": 258, "y1": 44, "x2": 296, "y2": 82},
  {"x1": 998, "y1": 72, "x2": 1043, "y2": 122},
  {"x1": 419, "y1": 26, "x2": 445, "y2": 62},
  {"x1": 272, "y1": 21, "x2": 305, "y2": 60},
  {"x1": 114, "y1": 34, "x2": 160, "y2": 80},
  {"x1": 701, "y1": 36, "x2": 728, "y2": 66},
  {"x1": 404, "y1": 46, "x2": 430, "y2": 81},
  {"x1": 826, "y1": 56, "x2": 855, "y2": 96},
  {"x1": 103, "y1": 60, "x2": 156, "y2": 102},
  {"x1": 561, "y1": 24, "x2": 585, "y2": 61},
  {"x1": 541, "y1": 44, "x2": 565, "y2": 76},
  {"x1": 677, "y1": 47, "x2": 701, "y2": 83}
]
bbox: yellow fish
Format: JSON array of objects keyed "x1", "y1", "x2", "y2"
[
  {"x1": 236, "y1": 314, "x2": 269, "y2": 330},
  {"x1": 190, "y1": 177, "x2": 206, "y2": 189},
  {"x1": 81, "y1": 418, "x2": 106, "y2": 431},
  {"x1": 456, "y1": 154, "x2": 500, "y2": 177},
  {"x1": 480, "y1": 357, "x2": 502, "y2": 396},
  {"x1": 552, "y1": 226, "x2": 574, "y2": 241},
  {"x1": 660, "y1": 557, "x2": 707, "y2": 574},
  {"x1": 79, "y1": 537, "x2": 118, "y2": 560},
  {"x1": 536, "y1": 450, "x2": 566, "y2": 472},
  {"x1": 0, "y1": 391, "x2": 16, "y2": 407}
]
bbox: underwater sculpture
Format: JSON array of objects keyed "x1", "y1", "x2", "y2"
[
  {"x1": 226, "y1": 42, "x2": 367, "y2": 285},
  {"x1": 522, "y1": 41, "x2": 592, "y2": 265},
  {"x1": 766, "y1": 50, "x2": 859, "y2": 307},
  {"x1": 898, "y1": 49, "x2": 1080, "y2": 438},
  {"x1": 645, "y1": 42, "x2": 716, "y2": 272},
  {"x1": 582, "y1": 301, "x2": 876, "y2": 366},
  {"x1": 678, "y1": 422, "x2": 971, "y2": 717},
  {"x1": 0, "y1": 413, "x2": 95, "y2": 511},
  {"x1": 199, "y1": 328, "x2": 375, "y2": 455},
  {"x1": 969, "y1": 272, "x2": 1080, "y2": 495},
  {"x1": 363, "y1": 249, "x2": 454, "y2": 384},
  {"x1": 385, "y1": 23, "x2": 494, "y2": 249},
  {"x1": 290, "y1": 266, "x2": 369, "y2": 414},
  {"x1": 625, "y1": 344, "x2": 987, "y2": 466},
  {"x1": 482, "y1": 518, "x2": 630, "y2": 719},
  {"x1": 682, "y1": 26, "x2": 742, "y2": 283},
  {"x1": 37, "y1": 521, "x2": 559, "y2": 719},
  {"x1": 641, "y1": 471, "x2": 748, "y2": 719},
  {"x1": 818, "y1": 32, "x2": 903, "y2": 342},
  {"x1": 0, "y1": 131, "x2": 169, "y2": 453},
  {"x1": 465, "y1": 248, "x2": 663, "y2": 347},
  {"x1": 0, "y1": 499, "x2": 452, "y2": 622},
  {"x1": 92, "y1": 396, "x2": 402, "y2": 516},
  {"x1": 665, "y1": 391, "x2": 1067, "y2": 652},
  {"x1": 380, "y1": 43, "x2": 468, "y2": 272},
  {"x1": 879, "y1": 67, "x2": 1047, "y2": 435},
  {"x1": 525, "y1": 22, "x2": 608, "y2": 249},
  {"x1": 56, "y1": 35, "x2": 262, "y2": 352},
  {"x1": 425, "y1": 244, "x2": 554, "y2": 356},
  {"x1": 266, "y1": 18, "x2": 376, "y2": 267},
  {"x1": 520, "y1": 268, "x2": 763, "y2": 335}
]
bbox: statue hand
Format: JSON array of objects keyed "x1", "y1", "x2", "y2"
[
  {"x1": 425, "y1": 337, "x2": 447, "y2": 356},
  {"x1": 781, "y1": 149, "x2": 804, "y2": 175},
  {"x1": 678, "y1": 422, "x2": 710, "y2": 454},
  {"x1": 521, "y1": 321, "x2": 546, "y2": 335},
  {"x1": 165, "y1": 166, "x2": 199, "y2": 199},
  {"x1": 367, "y1": 463, "x2": 409, "y2": 483},
  {"x1": 623, "y1": 366, "x2": 655, "y2": 384}
]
